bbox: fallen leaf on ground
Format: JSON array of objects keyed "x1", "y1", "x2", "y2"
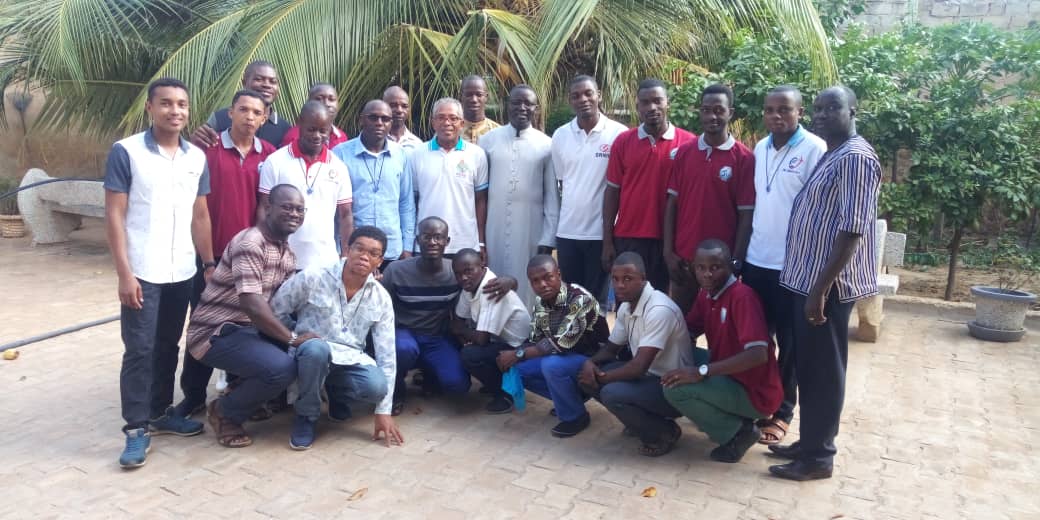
[
  {"x1": 640, "y1": 486, "x2": 657, "y2": 498},
  {"x1": 3, "y1": 349, "x2": 19, "y2": 360},
  {"x1": 830, "y1": 515, "x2": 844, "y2": 519},
  {"x1": 347, "y1": 487, "x2": 368, "y2": 501}
]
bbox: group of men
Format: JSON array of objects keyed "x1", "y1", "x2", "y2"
[{"x1": 105, "y1": 58, "x2": 881, "y2": 483}]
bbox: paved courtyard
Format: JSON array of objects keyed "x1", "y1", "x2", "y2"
[{"x1": 1, "y1": 222, "x2": 1038, "y2": 519}]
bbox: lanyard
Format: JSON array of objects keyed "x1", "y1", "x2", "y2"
[
  {"x1": 362, "y1": 152, "x2": 386, "y2": 193},
  {"x1": 765, "y1": 144, "x2": 793, "y2": 193}
]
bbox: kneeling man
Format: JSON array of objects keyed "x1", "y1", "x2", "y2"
[
  {"x1": 271, "y1": 226, "x2": 404, "y2": 450},
  {"x1": 578, "y1": 252, "x2": 694, "y2": 456},
  {"x1": 662, "y1": 239, "x2": 782, "y2": 463}
]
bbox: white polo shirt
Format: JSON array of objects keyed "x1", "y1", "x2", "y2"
[
  {"x1": 551, "y1": 115, "x2": 628, "y2": 240},
  {"x1": 746, "y1": 126, "x2": 827, "y2": 270},
  {"x1": 103, "y1": 129, "x2": 209, "y2": 284},
  {"x1": 409, "y1": 138, "x2": 489, "y2": 254},
  {"x1": 454, "y1": 268, "x2": 532, "y2": 347},
  {"x1": 608, "y1": 282, "x2": 694, "y2": 377},
  {"x1": 259, "y1": 143, "x2": 352, "y2": 270}
]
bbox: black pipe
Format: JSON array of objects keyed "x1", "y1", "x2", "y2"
[
  {"x1": 0, "y1": 177, "x2": 102, "y2": 201},
  {"x1": 1, "y1": 315, "x2": 119, "y2": 352}
]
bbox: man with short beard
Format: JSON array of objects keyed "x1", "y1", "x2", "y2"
[
  {"x1": 281, "y1": 83, "x2": 349, "y2": 149},
  {"x1": 191, "y1": 60, "x2": 291, "y2": 148},
  {"x1": 383, "y1": 86, "x2": 424, "y2": 149}
]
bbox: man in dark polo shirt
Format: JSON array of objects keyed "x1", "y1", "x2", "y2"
[
  {"x1": 175, "y1": 88, "x2": 277, "y2": 418},
  {"x1": 602, "y1": 79, "x2": 695, "y2": 292},
  {"x1": 190, "y1": 60, "x2": 291, "y2": 148}
]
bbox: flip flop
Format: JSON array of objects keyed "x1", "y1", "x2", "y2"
[{"x1": 757, "y1": 416, "x2": 789, "y2": 445}]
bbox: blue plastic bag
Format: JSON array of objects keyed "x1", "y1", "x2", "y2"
[{"x1": 501, "y1": 366, "x2": 526, "y2": 411}]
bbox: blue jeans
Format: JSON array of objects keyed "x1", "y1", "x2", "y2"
[
  {"x1": 394, "y1": 328, "x2": 471, "y2": 399},
  {"x1": 517, "y1": 354, "x2": 589, "y2": 422},
  {"x1": 595, "y1": 362, "x2": 681, "y2": 445},
  {"x1": 294, "y1": 339, "x2": 388, "y2": 420},
  {"x1": 119, "y1": 278, "x2": 192, "y2": 430},
  {"x1": 199, "y1": 325, "x2": 297, "y2": 424}
]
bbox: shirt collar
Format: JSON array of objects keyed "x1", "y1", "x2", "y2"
[
  {"x1": 266, "y1": 108, "x2": 279, "y2": 125},
  {"x1": 710, "y1": 275, "x2": 739, "y2": 300},
  {"x1": 219, "y1": 129, "x2": 263, "y2": 154},
  {"x1": 289, "y1": 139, "x2": 330, "y2": 164},
  {"x1": 630, "y1": 282, "x2": 655, "y2": 318},
  {"x1": 144, "y1": 127, "x2": 190, "y2": 154},
  {"x1": 326, "y1": 258, "x2": 378, "y2": 289},
  {"x1": 348, "y1": 135, "x2": 396, "y2": 158},
  {"x1": 543, "y1": 283, "x2": 570, "y2": 309},
  {"x1": 430, "y1": 137, "x2": 465, "y2": 151},
  {"x1": 389, "y1": 128, "x2": 420, "y2": 143},
  {"x1": 767, "y1": 125, "x2": 807, "y2": 150},
  {"x1": 697, "y1": 133, "x2": 736, "y2": 151},
  {"x1": 570, "y1": 114, "x2": 609, "y2": 135},
  {"x1": 637, "y1": 123, "x2": 676, "y2": 141}
]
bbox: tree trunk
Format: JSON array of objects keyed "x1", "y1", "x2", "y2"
[{"x1": 944, "y1": 225, "x2": 964, "y2": 301}]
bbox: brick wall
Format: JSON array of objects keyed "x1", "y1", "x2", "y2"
[{"x1": 857, "y1": 0, "x2": 1040, "y2": 32}]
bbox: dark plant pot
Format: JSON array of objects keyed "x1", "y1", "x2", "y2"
[{"x1": 969, "y1": 286, "x2": 1036, "y2": 342}]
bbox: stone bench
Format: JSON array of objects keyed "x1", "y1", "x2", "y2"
[
  {"x1": 17, "y1": 169, "x2": 105, "y2": 245},
  {"x1": 855, "y1": 219, "x2": 906, "y2": 342}
]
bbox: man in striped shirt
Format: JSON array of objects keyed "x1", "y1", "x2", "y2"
[{"x1": 769, "y1": 86, "x2": 882, "y2": 481}]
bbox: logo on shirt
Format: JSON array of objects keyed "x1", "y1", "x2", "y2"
[
  {"x1": 594, "y1": 143, "x2": 611, "y2": 159},
  {"x1": 720, "y1": 307, "x2": 728, "y2": 324},
  {"x1": 669, "y1": 148, "x2": 679, "y2": 160},
  {"x1": 787, "y1": 156, "x2": 805, "y2": 171},
  {"x1": 719, "y1": 166, "x2": 733, "y2": 182},
  {"x1": 455, "y1": 160, "x2": 473, "y2": 179}
]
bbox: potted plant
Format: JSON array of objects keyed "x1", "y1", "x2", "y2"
[
  {"x1": 968, "y1": 245, "x2": 1038, "y2": 342},
  {"x1": 0, "y1": 177, "x2": 26, "y2": 238}
]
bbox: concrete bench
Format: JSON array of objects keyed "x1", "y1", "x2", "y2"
[
  {"x1": 855, "y1": 219, "x2": 906, "y2": 342},
  {"x1": 17, "y1": 169, "x2": 105, "y2": 245}
]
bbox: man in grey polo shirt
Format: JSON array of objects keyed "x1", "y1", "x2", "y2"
[{"x1": 104, "y1": 77, "x2": 215, "y2": 469}]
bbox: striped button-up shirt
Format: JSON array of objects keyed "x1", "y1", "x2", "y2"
[{"x1": 779, "y1": 135, "x2": 881, "y2": 303}]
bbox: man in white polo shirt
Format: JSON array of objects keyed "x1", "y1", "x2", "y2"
[
  {"x1": 260, "y1": 101, "x2": 353, "y2": 270},
  {"x1": 409, "y1": 97, "x2": 489, "y2": 257},
  {"x1": 743, "y1": 85, "x2": 826, "y2": 446},
  {"x1": 551, "y1": 75, "x2": 627, "y2": 304},
  {"x1": 104, "y1": 77, "x2": 215, "y2": 469}
]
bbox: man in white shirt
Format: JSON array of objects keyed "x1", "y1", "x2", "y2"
[
  {"x1": 743, "y1": 86, "x2": 827, "y2": 446},
  {"x1": 552, "y1": 75, "x2": 627, "y2": 304},
  {"x1": 259, "y1": 101, "x2": 353, "y2": 270},
  {"x1": 383, "y1": 86, "x2": 424, "y2": 150},
  {"x1": 452, "y1": 248, "x2": 533, "y2": 414},
  {"x1": 409, "y1": 97, "x2": 489, "y2": 257},
  {"x1": 578, "y1": 252, "x2": 694, "y2": 457}
]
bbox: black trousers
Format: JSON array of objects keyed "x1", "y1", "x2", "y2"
[
  {"x1": 613, "y1": 237, "x2": 669, "y2": 293},
  {"x1": 787, "y1": 287, "x2": 854, "y2": 466},
  {"x1": 178, "y1": 256, "x2": 218, "y2": 409},
  {"x1": 556, "y1": 237, "x2": 608, "y2": 302},
  {"x1": 743, "y1": 263, "x2": 797, "y2": 423}
]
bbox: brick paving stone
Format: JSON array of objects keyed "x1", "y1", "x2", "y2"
[{"x1": 2, "y1": 222, "x2": 1039, "y2": 518}]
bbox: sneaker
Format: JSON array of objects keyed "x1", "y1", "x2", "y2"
[
  {"x1": 328, "y1": 399, "x2": 352, "y2": 423},
  {"x1": 172, "y1": 399, "x2": 206, "y2": 419},
  {"x1": 710, "y1": 419, "x2": 760, "y2": 463},
  {"x1": 485, "y1": 395, "x2": 514, "y2": 414},
  {"x1": 290, "y1": 415, "x2": 316, "y2": 450},
  {"x1": 551, "y1": 414, "x2": 591, "y2": 438},
  {"x1": 119, "y1": 428, "x2": 151, "y2": 469},
  {"x1": 150, "y1": 406, "x2": 204, "y2": 436}
]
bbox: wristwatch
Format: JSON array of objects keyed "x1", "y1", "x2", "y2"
[
  {"x1": 202, "y1": 260, "x2": 217, "y2": 269},
  {"x1": 515, "y1": 347, "x2": 526, "y2": 359},
  {"x1": 698, "y1": 364, "x2": 709, "y2": 377},
  {"x1": 288, "y1": 331, "x2": 299, "y2": 347},
  {"x1": 730, "y1": 258, "x2": 743, "y2": 273}
]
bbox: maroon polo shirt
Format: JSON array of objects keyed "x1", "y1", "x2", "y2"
[
  {"x1": 206, "y1": 131, "x2": 275, "y2": 256},
  {"x1": 686, "y1": 277, "x2": 782, "y2": 415}
]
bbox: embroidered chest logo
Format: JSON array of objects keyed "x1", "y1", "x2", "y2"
[
  {"x1": 455, "y1": 160, "x2": 473, "y2": 179},
  {"x1": 669, "y1": 148, "x2": 679, "y2": 160},
  {"x1": 719, "y1": 166, "x2": 733, "y2": 182},
  {"x1": 720, "y1": 307, "x2": 728, "y2": 324},
  {"x1": 594, "y1": 143, "x2": 611, "y2": 159},
  {"x1": 785, "y1": 156, "x2": 805, "y2": 173}
]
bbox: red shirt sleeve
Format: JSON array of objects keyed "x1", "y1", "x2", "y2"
[
  {"x1": 685, "y1": 290, "x2": 709, "y2": 337},
  {"x1": 732, "y1": 286, "x2": 770, "y2": 349},
  {"x1": 734, "y1": 144, "x2": 756, "y2": 208},
  {"x1": 667, "y1": 145, "x2": 683, "y2": 194},
  {"x1": 280, "y1": 126, "x2": 299, "y2": 148},
  {"x1": 605, "y1": 132, "x2": 626, "y2": 187}
]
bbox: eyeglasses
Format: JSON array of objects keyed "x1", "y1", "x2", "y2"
[
  {"x1": 365, "y1": 114, "x2": 393, "y2": 123},
  {"x1": 419, "y1": 233, "x2": 449, "y2": 243},
  {"x1": 278, "y1": 203, "x2": 307, "y2": 215},
  {"x1": 434, "y1": 115, "x2": 462, "y2": 124},
  {"x1": 349, "y1": 243, "x2": 384, "y2": 259}
]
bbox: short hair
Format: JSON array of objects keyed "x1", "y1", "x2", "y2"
[
  {"x1": 361, "y1": 99, "x2": 389, "y2": 115},
  {"x1": 461, "y1": 75, "x2": 486, "y2": 88},
  {"x1": 768, "y1": 84, "x2": 803, "y2": 104},
  {"x1": 637, "y1": 78, "x2": 667, "y2": 93},
  {"x1": 244, "y1": 60, "x2": 275, "y2": 79},
  {"x1": 452, "y1": 248, "x2": 482, "y2": 265},
  {"x1": 696, "y1": 238, "x2": 731, "y2": 261},
  {"x1": 348, "y1": 225, "x2": 388, "y2": 254},
  {"x1": 418, "y1": 216, "x2": 448, "y2": 232},
  {"x1": 432, "y1": 97, "x2": 463, "y2": 116},
  {"x1": 819, "y1": 85, "x2": 858, "y2": 110},
  {"x1": 702, "y1": 83, "x2": 734, "y2": 106},
  {"x1": 308, "y1": 83, "x2": 336, "y2": 96},
  {"x1": 510, "y1": 84, "x2": 536, "y2": 98},
  {"x1": 569, "y1": 74, "x2": 598, "y2": 90},
  {"x1": 147, "y1": 77, "x2": 188, "y2": 101},
  {"x1": 298, "y1": 100, "x2": 329, "y2": 121},
  {"x1": 527, "y1": 254, "x2": 557, "y2": 272},
  {"x1": 269, "y1": 183, "x2": 301, "y2": 203},
  {"x1": 613, "y1": 252, "x2": 646, "y2": 275},
  {"x1": 383, "y1": 85, "x2": 408, "y2": 99},
  {"x1": 231, "y1": 88, "x2": 265, "y2": 107}
]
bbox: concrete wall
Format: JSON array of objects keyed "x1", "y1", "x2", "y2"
[{"x1": 858, "y1": 0, "x2": 1040, "y2": 33}]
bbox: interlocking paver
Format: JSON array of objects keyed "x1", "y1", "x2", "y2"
[{"x1": 2, "y1": 222, "x2": 1039, "y2": 519}]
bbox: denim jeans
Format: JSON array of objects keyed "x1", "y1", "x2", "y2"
[
  {"x1": 516, "y1": 354, "x2": 590, "y2": 422},
  {"x1": 595, "y1": 362, "x2": 681, "y2": 445},
  {"x1": 293, "y1": 339, "x2": 389, "y2": 420},
  {"x1": 460, "y1": 343, "x2": 513, "y2": 398},
  {"x1": 199, "y1": 325, "x2": 297, "y2": 424},
  {"x1": 119, "y1": 278, "x2": 192, "y2": 430},
  {"x1": 394, "y1": 328, "x2": 471, "y2": 399}
]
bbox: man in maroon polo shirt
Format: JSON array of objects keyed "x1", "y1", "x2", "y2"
[
  {"x1": 281, "y1": 83, "x2": 349, "y2": 149},
  {"x1": 602, "y1": 79, "x2": 695, "y2": 293},
  {"x1": 174, "y1": 88, "x2": 276, "y2": 418},
  {"x1": 663, "y1": 83, "x2": 755, "y2": 312}
]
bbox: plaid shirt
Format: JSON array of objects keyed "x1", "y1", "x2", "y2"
[{"x1": 529, "y1": 283, "x2": 604, "y2": 356}]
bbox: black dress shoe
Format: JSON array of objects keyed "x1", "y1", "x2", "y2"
[
  {"x1": 768, "y1": 460, "x2": 833, "y2": 481},
  {"x1": 551, "y1": 414, "x2": 591, "y2": 438},
  {"x1": 766, "y1": 441, "x2": 802, "y2": 460},
  {"x1": 710, "y1": 419, "x2": 760, "y2": 463}
]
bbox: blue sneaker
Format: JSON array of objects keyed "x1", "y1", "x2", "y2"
[
  {"x1": 150, "y1": 406, "x2": 204, "y2": 436},
  {"x1": 119, "y1": 428, "x2": 151, "y2": 469},
  {"x1": 290, "y1": 415, "x2": 316, "y2": 450}
]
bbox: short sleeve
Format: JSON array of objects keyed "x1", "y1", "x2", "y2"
[
  {"x1": 605, "y1": 134, "x2": 624, "y2": 188},
  {"x1": 474, "y1": 151, "x2": 489, "y2": 192},
  {"x1": 732, "y1": 288, "x2": 770, "y2": 349},
  {"x1": 197, "y1": 162, "x2": 211, "y2": 196},
  {"x1": 607, "y1": 306, "x2": 629, "y2": 346},
  {"x1": 103, "y1": 143, "x2": 132, "y2": 193},
  {"x1": 666, "y1": 147, "x2": 682, "y2": 197},
  {"x1": 258, "y1": 156, "x2": 276, "y2": 194},
  {"x1": 475, "y1": 293, "x2": 520, "y2": 337},
  {"x1": 454, "y1": 293, "x2": 472, "y2": 321},
  {"x1": 685, "y1": 291, "x2": 709, "y2": 336},
  {"x1": 229, "y1": 239, "x2": 267, "y2": 295},
  {"x1": 336, "y1": 163, "x2": 353, "y2": 205},
  {"x1": 636, "y1": 304, "x2": 673, "y2": 351},
  {"x1": 836, "y1": 154, "x2": 881, "y2": 235},
  {"x1": 734, "y1": 148, "x2": 755, "y2": 209}
]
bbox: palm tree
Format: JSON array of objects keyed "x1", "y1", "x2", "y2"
[{"x1": 0, "y1": 0, "x2": 834, "y2": 138}]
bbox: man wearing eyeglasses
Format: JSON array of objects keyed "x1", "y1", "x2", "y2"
[
  {"x1": 332, "y1": 100, "x2": 415, "y2": 268},
  {"x1": 663, "y1": 83, "x2": 755, "y2": 312},
  {"x1": 408, "y1": 97, "x2": 489, "y2": 258}
]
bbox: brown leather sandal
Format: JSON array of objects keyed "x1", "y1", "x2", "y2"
[
  {"x1": 757, "y1": 416, "x2": 789, "y2": 445},
  {"x1": 208, "y1": 400, "x2": 253, "y2": 448}
]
